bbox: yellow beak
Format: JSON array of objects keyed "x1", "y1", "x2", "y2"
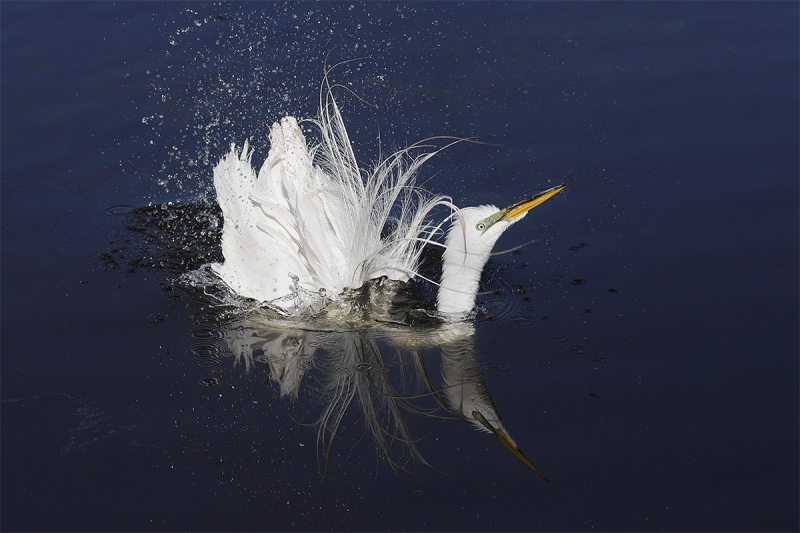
[{"x1": 501, "y1": 184, "x2": 566, "y2": 223}]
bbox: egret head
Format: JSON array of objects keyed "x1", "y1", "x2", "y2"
[
  {"x1": 446, "y1": 184, "x2": 566, "y2": 258},
  {"x1": 438, "y1": 184, "x2": 566, "y2": 315}
]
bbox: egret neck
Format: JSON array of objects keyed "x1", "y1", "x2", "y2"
[{"x1": 436, "y1": 185, "x2": 566, "y2": 317}]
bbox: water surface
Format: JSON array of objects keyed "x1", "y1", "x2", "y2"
[{"x1": 2, "y1": 2, "x2": 797, "y2": 531}]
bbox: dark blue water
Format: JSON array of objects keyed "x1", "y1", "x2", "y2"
[{"x1": 2, "y1": 2, "x2": 797, "y2": 531}]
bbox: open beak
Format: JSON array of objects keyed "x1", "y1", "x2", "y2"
[
  {"x1": 473, "y1": 410, "x2": 550, "y2": 483},
  {"x1": 500, "y1": 184, "x2": 566, "y2": 223}
]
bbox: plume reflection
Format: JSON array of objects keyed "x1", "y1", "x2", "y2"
[{"x1": 215, "y1": 311, "x2": 549, "y2": 482}]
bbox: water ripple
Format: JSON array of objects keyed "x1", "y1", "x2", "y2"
[{"x1": 101, "y1": 204, "x2": 135, "y2": 217}]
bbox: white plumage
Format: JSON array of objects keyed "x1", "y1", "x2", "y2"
[{"x1": 210, "y1": 90, "x2": 565, "y2": 318}]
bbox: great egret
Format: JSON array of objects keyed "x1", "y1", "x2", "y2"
[{"x1": 210, "y1": 85, "x2": 564, "y2": 319}]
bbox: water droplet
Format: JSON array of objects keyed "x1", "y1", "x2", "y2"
[{"x1": 46, "y1": 238, "x2": 86, "y2": 252}]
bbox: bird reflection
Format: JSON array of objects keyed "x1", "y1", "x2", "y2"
[
  {"x1": 437, "y1": 328, "x2": 548, "y2": 481},
  {"x1": 217, "y1": 312, "x2": 549, "y2": 483}
]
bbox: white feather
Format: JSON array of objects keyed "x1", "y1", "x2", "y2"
[
  {"x1": 210, "y1": 83, "x2": 563, "y2": 318},
  {"x1": 210, "y1": 97, "x2": 451, "y2": 306}
]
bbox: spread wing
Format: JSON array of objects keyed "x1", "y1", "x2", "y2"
[
  {"x1": 210, "y1": 99, "x2": 454, "y2": 309},
  {"x1": 210, "y1": 118, "x2": 349, "y2": 301}
]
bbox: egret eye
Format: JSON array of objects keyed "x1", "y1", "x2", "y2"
[{"x1": 476, "y1": 222, "x2": 486, "y2": 232}]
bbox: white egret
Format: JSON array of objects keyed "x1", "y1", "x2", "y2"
[{"x1": 210, "y1": 81, "x2": 564, "y2": 319}]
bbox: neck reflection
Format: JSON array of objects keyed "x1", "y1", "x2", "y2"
[{"x1": 218, "y1": 315, "x2": 548, "y2": 483}]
